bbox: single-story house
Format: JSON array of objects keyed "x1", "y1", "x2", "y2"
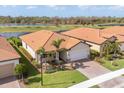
[
  {"x1": 62, "y1": 28, "x2": 116, "y2": 52},
  {"x1": 20, "y1": 30, "x2": 90, "y2": 63},
  {"x1": 101, "y1": 26, "x2": 124, "y2": 51},
  {"x1": 0, "y1": 36, "x2": 20, "y2": 79}
]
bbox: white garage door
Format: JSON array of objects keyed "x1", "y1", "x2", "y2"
[
  {"x1": 69, "y1": 43, "x2": 89, "y2": 61},
  {"x1": 0, "y1": 63, "x2": 14, "y2": 79}
]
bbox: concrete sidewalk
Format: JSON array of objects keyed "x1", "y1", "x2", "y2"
[{"x1": 71, "y1": 68, "x2": 124, "y2": 88}]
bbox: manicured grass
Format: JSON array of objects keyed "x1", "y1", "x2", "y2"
[
  {"x1": 10, "y1": 42, "x2": 88, "y2": 88},
  {"x1": 0, "y1": 25, "x2": 83, "y2": 32},
  {"x1": 26, "y1": 70, "x2": 88, "y2": 88},
  {"x1": 90, "y1": 85, "x2": 100, "y2": 88},
  {"x1": 99, "y1": 58, "x2": 124, "y2": 71},
  {"x1": 0, "y1": 25, "x2": 108, "y2": 32}
]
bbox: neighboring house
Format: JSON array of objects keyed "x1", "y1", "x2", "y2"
[
  {"x1": 62, "y1": 28, "x2": 116, "y2": 52},
  {"x1": 0, "y1": 36, "x2": 20, "y2": 79},
  {"x1": 20, "y1": 30, "x2": 90, "y2": 63},
  {"x1": 101, "y1": 26, "x2": 124, "y2": 51}
]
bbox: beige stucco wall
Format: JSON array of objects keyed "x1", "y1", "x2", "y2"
[
  {"x1": 86, "y1": 42, "x2": 101, "y2": 52},
  {"x1": 22, "y1": 40, "x2": 36, "y2": 58},
  {"x1": 86, "y1": 37, "x2": 117, "y2": 52}
]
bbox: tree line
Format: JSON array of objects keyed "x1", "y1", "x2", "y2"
[{"x1": 1, "y1": 16, "x2": 124, "y2": 25}]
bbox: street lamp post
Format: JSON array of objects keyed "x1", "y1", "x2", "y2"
[{"x1": 39, "y1": 47, "x2": 45, "y2": 86}]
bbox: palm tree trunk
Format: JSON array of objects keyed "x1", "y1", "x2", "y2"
[{"x1": 55, "y1": 51, "x2": 59, "y2": 61}]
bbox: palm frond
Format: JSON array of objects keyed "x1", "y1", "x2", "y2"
[
  {"x1": 37, "y1": 47, "x2": 45, "y2": 55},
  {"x1": 52, "y1": 38, "x2": 65, "y2": 49}
]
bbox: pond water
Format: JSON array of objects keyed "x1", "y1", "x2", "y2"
[
  {"x1": 0, "y1": 30, "x2": 67, "y2": 38},
  {"x1": 97, "y1": 24, "x2": 124, "y2": 26},
  {"x1": 0, "y1": 24, "x2": 52, "y2": 27},
  {"x1": 0, "y1": 32, "x2": 31, "y2": 38}
]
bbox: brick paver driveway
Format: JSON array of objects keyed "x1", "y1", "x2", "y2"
[
  {"x1": 0, "y1": 76, "x2": 20, "y2": 88},
  {"x1": 76, "y1": 61, "x2": 124, "y2": 88}
]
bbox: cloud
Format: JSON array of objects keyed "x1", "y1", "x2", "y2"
[
  {"x1": 26, "y1": 6, "x2": 38, "y2": 9},
  {"x1": 47, "y1": 5, "x2": 65, "y2": 10}
]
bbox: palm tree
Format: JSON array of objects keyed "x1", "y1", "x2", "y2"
[
  {"x1": 112, "y1": 41, "x2": 121, "y2": 55},
  {"x1": 102, "y1": 40, "x2": 121, "y2": 57},
  {"x1": 37, "y1": 47, "x2": 45, "y2": 86},
  {"x1": 52, "y1": 38, "x2": 65, "y2": 61},
  {"x1": 102, "y1": 41, "x2": 112, "y2": 56}
]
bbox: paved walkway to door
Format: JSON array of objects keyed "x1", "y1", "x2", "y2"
[
  {"x1": 0, "y1": 76, "x2": 20, "y2": 88},
  {"x1": 76, "y1": 61, "x2": 124, "y2": 88}
]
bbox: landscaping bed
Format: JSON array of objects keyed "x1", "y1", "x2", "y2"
[
  {"x1": 98, "y1": 58, "x2": 124, "y2": 71},
  {"x1": 90, "y1": 49, "x2": 124, "y2": 71}
]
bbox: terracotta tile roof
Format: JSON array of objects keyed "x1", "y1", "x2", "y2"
[
  {"x1": 62, "y1": 28, "x2": 107, "y2": 44},
  {"x1": 101, "y1": 26, "x2": 124, "y2": 35},
  {"x1": 20, "y1": 30, "x2": 82, "y2": 52},
  {"x1": 20, "y1": 30, "x2": 54, "y2": 51},
  {"x1": 101, "y1": 26, "x2": 124, "y2": 42},
  {"x1": 114, "y1": 35, "x2": 124, "y2": 43},
  {"x1": 0, "y1": 36, "x2": 20, "y2": 62}
]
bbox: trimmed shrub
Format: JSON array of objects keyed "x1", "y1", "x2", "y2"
[
  {"x1": 112, "y1": 61, "x2": 119, "y2": 66},
  {"x1": 45, "y1": 66, "x2": 57, "y2": 73},
  {"x1": 90, "y1": 50, "x2": 100, "y2": 60},
  {"x1": 116, "y1": 54, "x2": 124, "y2": 59},
  {"x1": 105, "y1": 55, "x2": 113, "y2": 61},
  {"x1": 10, "y1": 37, "x2": 22, "y2": 47},
  {"x1": 56, "y1": 65, "x2": 66, "y2": 71},
  {"x1": 95, "y1": 57, "x2": 105, "y2": 64}
]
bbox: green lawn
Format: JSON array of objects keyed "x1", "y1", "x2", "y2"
[
  {"x1": 26, "y1": 70, "x2": 88, "y2": 88},
  {"x1": 11, "y1": 43, "x2": 88, "y2": 88},
  {"x1": 0, "y1": 25, "x2": 108, "y2": 32},
  {"x1": 0, "y1": 25, "x2": 83, "y2": 32},
  {"x1": 90, "y1": 85, "x2": 100, "y2": 88},
  {"x1": 99, "y1": 58, "x2": 124, "y2": 71}
]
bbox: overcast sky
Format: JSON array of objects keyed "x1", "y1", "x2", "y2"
[{"x1": 0, "y1": 5, "x2": 124, "y2": 17}]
